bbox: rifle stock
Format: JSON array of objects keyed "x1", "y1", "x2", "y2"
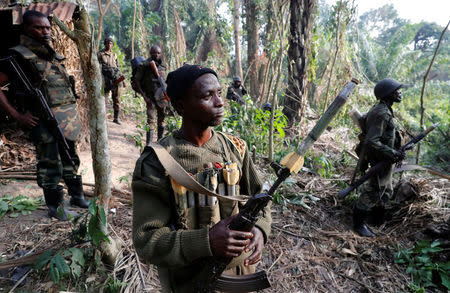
[
  {"x1": 4, "y1": 56, "x2": 75, "y2": 168},
  {"x1": 338, "y1": 123, "x2": 439, "y2": 199}
]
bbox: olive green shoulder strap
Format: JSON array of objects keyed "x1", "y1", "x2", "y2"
[{"x1": 149, "y1": 142, "x2": 247, "y2": 202}]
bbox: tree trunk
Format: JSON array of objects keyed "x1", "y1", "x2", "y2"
[
  {"x1": 245, "y1": 0, "x2": 260, "y2": 100},
  {"x1": 53, "y1": 3, "x2": 120, "y2": 266},
  {"x1": 95, "y1": 0, "x2": 113, "y2": 52},
  {"x1": 233, "y1": 0, "x2": 243, "y2": 80},
  {"x1": 283, "y1": 0, "x2": 315, "y2": 127},
  {"x1": 196, "y1": 0, "x2": 224, "y2": 65},
  {"x1": 173, "y1": 7, "x2": 187, "y2": 68},
  {"x1": 131, "y1": 0, "x2": 137, "y2": 59}
]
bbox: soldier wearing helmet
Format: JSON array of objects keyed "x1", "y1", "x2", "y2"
[
  {"x1": 226, "y1": 76, "x2": 247, "y2": 105},
  {"x1": 352, "y1": 78, "x2": 405, "y2": 237}
]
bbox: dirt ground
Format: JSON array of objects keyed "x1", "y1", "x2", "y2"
[{"x1": 0, "y1": 109, "x2": 449, "y2": 292}]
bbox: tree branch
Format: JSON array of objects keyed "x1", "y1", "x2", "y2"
[{"x1": 52, "y1": 15, "x2": 76, "y2": 41}]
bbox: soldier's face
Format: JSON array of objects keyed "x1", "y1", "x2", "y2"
[
  {"x1": 25, "y1": 16, "x2": 52, "y2": 44},
  {"x1": 150, "y1": 48, "x2": 162, "y2": 61},
  {"x1": 392, "y1": 89, "x2": 402, "y2": 103},
  {"x1": 179, "y1": 73, "x2": 224, "y2": 127},
  {"x1": 105, "y1": 41, "x2": 113, "y2": 50}
]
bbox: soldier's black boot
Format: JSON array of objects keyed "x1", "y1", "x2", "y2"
[
  {"x1": 157, "y1": 126, "x2": 165, "y2": 141},
  {"x1": 113, "y1": 110, "x2": 121, "y2": 125},
  {"x1": 353, "y1": 207, "x2": 375, "y2": 237},
  {"x1": 146, "y1": 130, "x2": 155, "y2": 146},
  {"x1": 43, "y1": 186, "x2": 77, "y2": 221},
  {"x1": 65, "y1": 175, "x2": 90, "y2": 209}
]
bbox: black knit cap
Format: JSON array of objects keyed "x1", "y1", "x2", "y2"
[{"x1": 166, "y1": 64, "x2": 218, "y2": 102}]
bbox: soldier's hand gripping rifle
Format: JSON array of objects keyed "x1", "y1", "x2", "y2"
[
  {"x1": 148, "y1": 60, "x2": 177, "y2": 116},
  {"x1": 194, "y1": 79, "x2": 359, "y2": 292},
  {"x1": 338, "y1": 122, "x2": 440, "y2": 199},
  {"x1": 3, "y1": 56, "x2": 76, "y2": 168}
]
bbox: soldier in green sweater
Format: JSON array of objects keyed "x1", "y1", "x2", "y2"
[{"x1": 132, "y1": 64, "x2": 271, "y2": 292}]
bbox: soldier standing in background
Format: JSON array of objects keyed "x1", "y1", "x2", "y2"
[
  {"x1": 98, "y1": 37, "x2": 125, "y2": 125},
  {"x1": 0, "y1": 10, "x2": 89, "y2": 220},
  {"x1": 353, "y1": 78, "x2": 405, "y2": 237},
  {"x1": 133, "y1": 45, "x2": 169, "y2": 145},
  {"x1": 226, "y1": 76, "x2": 247, "y2": 105}
]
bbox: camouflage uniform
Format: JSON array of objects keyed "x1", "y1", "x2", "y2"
[
  {"x1": 226, "y1": 84, "x2": 247, "y2": 105},
  {"x1": 132, "y1": 130, "x2": 272, "y2": 293},
  {"x1": 356, "y1": 100, "x2": 401, "y2": 211},
  {"x1": 134, "y1": 59, "x2": 168, "y2": 140},
  {"x1": 9, "y1": 35, "x2": 81, "y2": 189},
  {"x1": 98, "y1": 48, "x2": 121, "y2": 112}
]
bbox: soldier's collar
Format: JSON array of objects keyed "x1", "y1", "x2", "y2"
[{"x1": 20, "y1": 34, "x2": 58, "y2": 61}]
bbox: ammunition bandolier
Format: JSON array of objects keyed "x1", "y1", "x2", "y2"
[{"x1": 132, "y1": 130, "x2": 271, "y2": 293}]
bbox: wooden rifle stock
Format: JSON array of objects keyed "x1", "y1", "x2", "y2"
[{"x1": 149, "y1": 60, "x2": 170, "y2": 102}]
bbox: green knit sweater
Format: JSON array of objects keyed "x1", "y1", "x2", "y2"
[{"x1": 132, "y1": 130, "x2": 272, "y2": 292}]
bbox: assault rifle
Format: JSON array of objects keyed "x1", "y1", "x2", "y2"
[
  {"x1": 194, "y1": 79, "x2": 359, "y2": 292},
  {"x1": 148, "y1": 60, "x2": 177, "y2": 116},
  {"x1": 149, "y1": 60, "x2": 170, "y2": 103},
  {"x1": 338, "y1": 122, "x2": 440, "y2": 199},
  {"x1": 2, "y1": 56, "x2": 75, "y2": 168}
]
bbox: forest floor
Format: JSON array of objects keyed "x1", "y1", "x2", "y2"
[{"x1": 0, "y1": 102, "x2": 449, "y2": 292}]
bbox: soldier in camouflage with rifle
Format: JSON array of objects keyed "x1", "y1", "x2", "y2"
[
  {"x1": 352, "y1": 78, "x2": 405, "y2": 237},
  {"x1": 133, "y1": 45, "x2": 170, "y2": 145},
  {"x1": 0, "y1": 11, "x2": 89, "y2": 221},
  {"x1": 132, "y1": 64, "x2": 271, "y2": 292},
  {"x1": 98, "y1": 37, "x2": 125, "y2": 124},
  {"x1": 226, "y1": 76, "x2": 247, "y2": 105}
]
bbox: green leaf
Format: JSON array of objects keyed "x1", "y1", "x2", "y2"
[
  {"x1": 51, "y1": 254, "x2": 70, "y2": 276},
  {"x1": 98, "y1": 205, "x2": 107, "y2": 226},
  {"x1": 440, "y1": 271, "x2": 450, "y2": 290},
  {"x1": 9, "y1": 213, "x2": 19, "y2": 218},
  {"x1": 88, "y1": 199, "x2": 97, "y2": 216},
  {"x1": 49, "y1": 265, "x2": 60, "y2": 283},
  {"x1": 88, "y1": 216, "x2": 107, "y2": 245},
  {"x1": 69, "y1": 248, "x2": 85, "y2": 267},
  {"x1": 33, "y1": 250, "x2": 52, "y2": 269}
]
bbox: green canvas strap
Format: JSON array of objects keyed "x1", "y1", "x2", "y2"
[{"x1": 149, "y1": 142, "x2": 248, "y2": 202}]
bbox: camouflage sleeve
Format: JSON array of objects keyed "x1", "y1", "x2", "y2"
[
  {"x1": 365, "y1": 110, "x2": 397, "y2": 161},
  {"x1": 132, "y1": 149, "x2": 213, "y2": 268}
]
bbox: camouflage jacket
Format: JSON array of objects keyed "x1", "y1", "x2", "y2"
[
  {"x1": 226, "y1": 84, "x2": 247, "y2": 104},
  {"x1": 133, "y1": 59, "x2": 166, "y2": 99},
  {"x1": 364, "y1": 101, "x2": 400, "y2": 164},
  {"x1": 9, "y1": 35, "x2": 80, "y2": 141}
]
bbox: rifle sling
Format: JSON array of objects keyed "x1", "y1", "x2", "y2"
[{"x1": 149, "y1": 143, "x2": 248, "y2": 202}]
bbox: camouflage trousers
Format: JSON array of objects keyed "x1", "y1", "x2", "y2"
[
  {"x1": 105, "y1": 85, "x2": 121, "y2": 111},
  {"x1": 30, "y1": 123, "x2": 80, "y2": 189},
  {"x1": 355, "y1": 163, "x2": 394, "y2": 211},
  {"x1": 146, "y1": 100, "x2": 166, "y2": 132}
]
